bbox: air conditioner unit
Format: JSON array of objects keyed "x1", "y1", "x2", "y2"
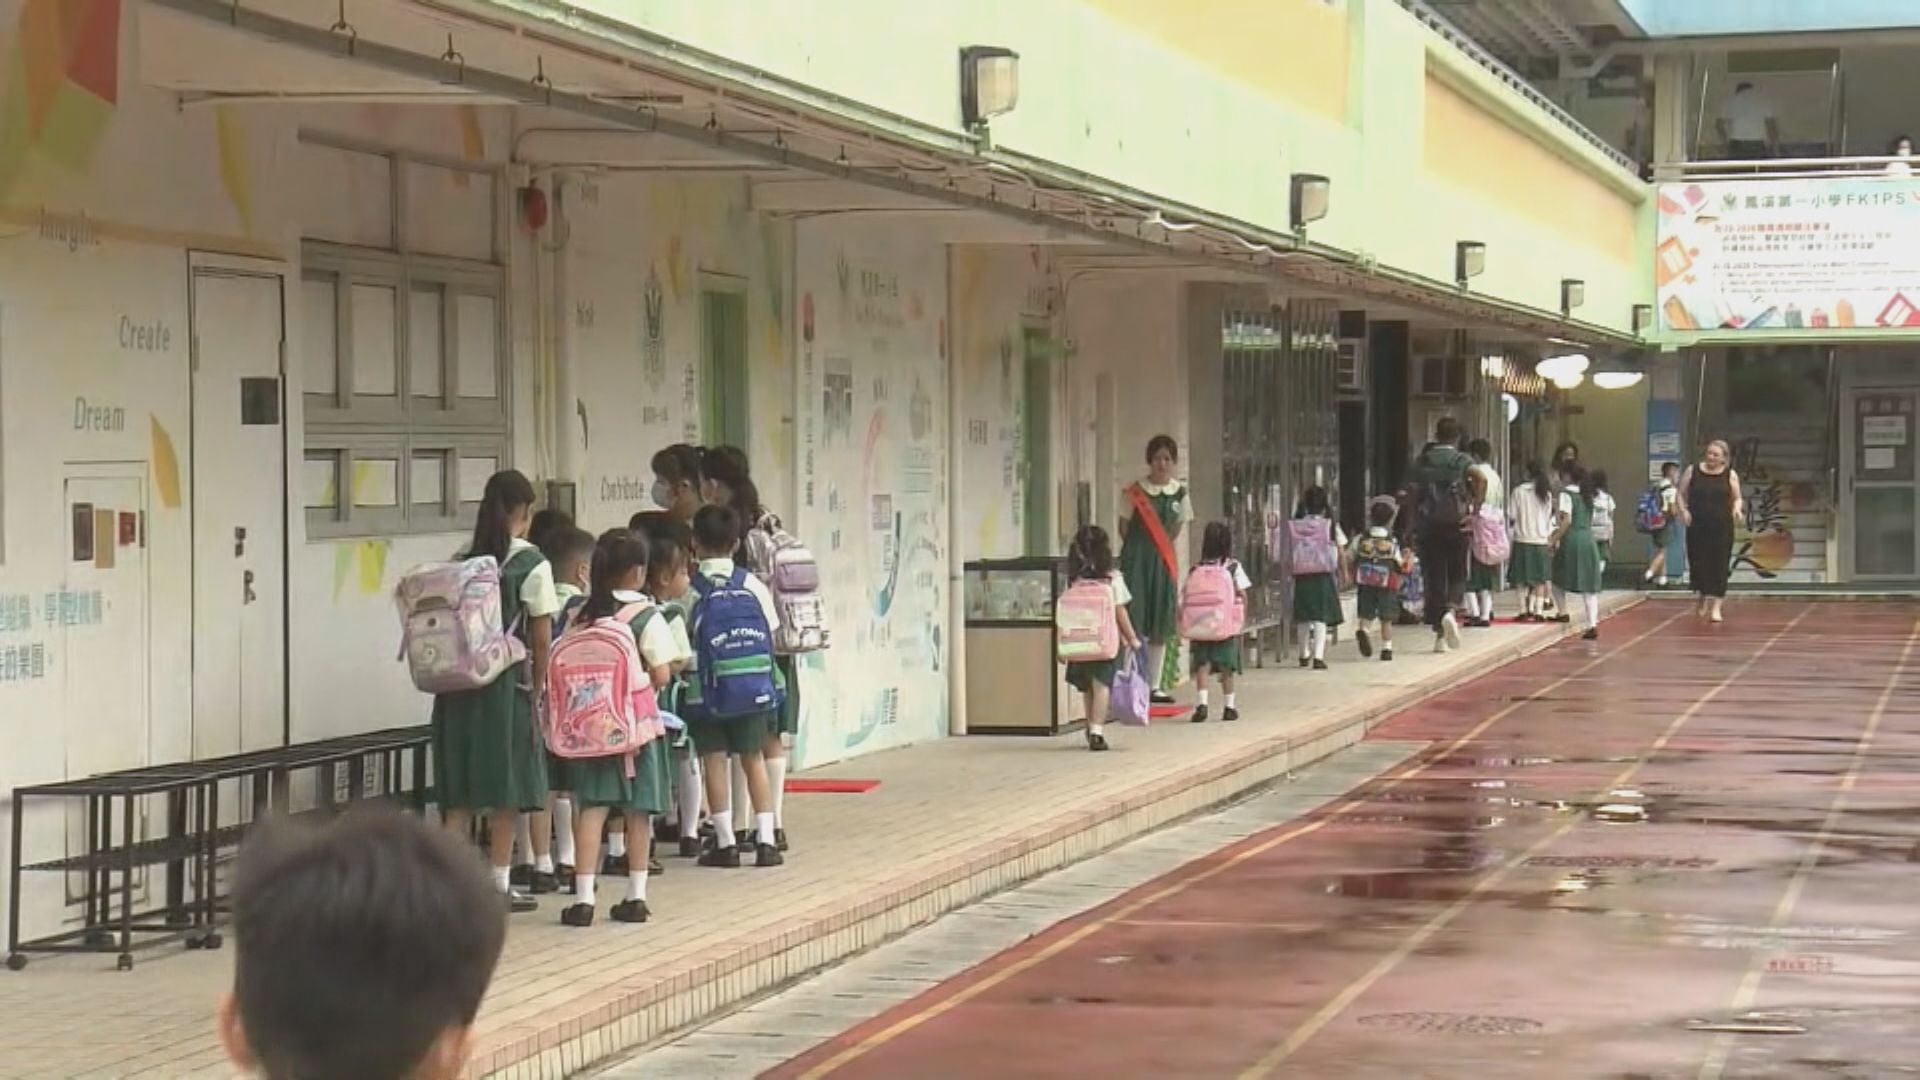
[
  {"x1": 1337, "y1": 340, "x2": 1366, "y2": 392},
  {"x1": 1415, "y1": 355, "x2": 1469, "y2": 397}
]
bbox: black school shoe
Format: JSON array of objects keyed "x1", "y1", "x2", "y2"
[
  {"x1": 1356, "y1": 628, "x2": 1373, "y2": 658},
  {"x1": 1312, "y1": 659, "x2": 1329, "y2": 671},
  {"x1": 678, "y1": 836, "x2": 702, "y2": 858},
  {"x1": 602, "y1": 852, "x2": 630, "y2": 876},
  {"x1": 509, "y1": 864, "x2": 534, "y2": 887},
  {"x1": 555, "y1": 863, "x2": 575, "y2": 890},
  {"x1": 775, "y1": 828, "x2": 790, "y2": 853},
  {"x1": 756, "y1": 842, "x2": 785, "y2": 868},
  {"x1": 1582, "y1": 628, "x2": 1600, "y2": 641},
  {"x1": 648, "y1": 856, "x2": 665, "y2": 876},
  {"x1": 561, "y1": 902, "x2": 595, "y2": 927},
  {"x1": 1191, "y1": 704, "x2": 1210, "y2": 724},
  {"x1": 1222, "y1": 706, "x2": 1240, "y2": 723},
  {"x1": 1381, "y1": 647, "x2": 1395, "y2": 661},
  {"x1": 507, "y1": 890, "x2": 539, "y2": 915},
  {"x1": 528, "y1": 871, "x2": 560, "y2": 895},
  {"x1": 699, "y1": 845, "x2": 742, "y2": 869},
  {"x1": 611, "y1": 900, "x2": 650, "y2": 924}
]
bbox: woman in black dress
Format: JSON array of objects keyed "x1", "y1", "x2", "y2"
[{"x1": 1678, "y1": 438, "x2": 1744, "y2": 623}]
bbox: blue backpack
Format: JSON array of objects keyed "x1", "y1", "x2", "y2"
[
  {"x1": 689, "y1": 568, "x2": 782, "y2": 718},
  {"x1": 1634, "y1": 488, "x2": 1668, "y2": 534}
]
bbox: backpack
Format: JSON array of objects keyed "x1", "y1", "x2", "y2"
[
  {"x1": 689, "y1": 568, "x2": 783, "y2": 718},
  {"x1": 1179, "y1": 562, "x2": 1245, "y2": 642},
  {"x1": 766, "y1": 529, "x2": 830, "y2": 654},
  {"x1": 1409, "y1": 449, "x2": 1470, "y2": 532},
  {"x1": 1288, "y1": 518, "x2": 1340, "y2": 577},
  {"x1": 1352, "y1": 536, "x2": 1399, "y2": 590},
  {"x1": 1470, "y1": 505, "x2": 1512, "y2": 565},
  {"x1": 1055, "y1": 577, "x2": 1120, "y2": 662},
  {"x1": 543, "y1": 604, "x2": 662, "y2": 773},
  {"x1": 1634, "y1": 488, "x2": 1668, "y2": 534},
  {"x1": 552, "y1": 593, "x2": 590, "y2": 639},
  {"x1": 394, "y1": 554, "x2": 527, "y2": 693},
  {"x1": 1591, "y1": 497, "x2": 1617, "y2": 542}
]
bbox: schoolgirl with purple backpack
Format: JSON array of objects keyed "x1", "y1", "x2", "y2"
[{"x1": 1290, "y1": 486, "x2": 1348, "y2": 671}]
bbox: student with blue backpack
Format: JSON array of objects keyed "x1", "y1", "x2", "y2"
[{"x1": 686, "y1": 504, "x2": 786, "y2": 869}]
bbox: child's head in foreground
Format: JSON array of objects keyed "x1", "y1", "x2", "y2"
[{"x1": 218, "y1": 808, "x2": 506, "y2": 1080}]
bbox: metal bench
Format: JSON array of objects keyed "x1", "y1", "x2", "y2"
[{"x1": 7, "y1": 726, "x2": 430, "y2": 971}]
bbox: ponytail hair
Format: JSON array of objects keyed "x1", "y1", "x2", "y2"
[
  {"x1": 579, "y1": 529, "x2": 649, "y2": 624},
  {"x1": 468, "y1": 470, "x2": 537, "y2": 564},
  {"x1": 1067, "y1": 525, "x2": 1115, "y2": 581},
  {"x1": 1527, "y1": 461, "x2": 1552, "y2": 503}
]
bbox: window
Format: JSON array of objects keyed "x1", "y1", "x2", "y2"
[{"x1": 300, "y1": 183, "x2": 507, "y2": 537}]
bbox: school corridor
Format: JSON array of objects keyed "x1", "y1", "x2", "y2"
[{"x1": 619, "y1": 600, "x2": 1920, "y2": 1080}]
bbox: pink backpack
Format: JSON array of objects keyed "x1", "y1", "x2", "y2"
[
  {"x1": 1179, "y1": 562, "x2": 1245, "y2": 642},
  {"x1": 1288, "y1": 518, "x2": 1340, "y2": 577},
  {"x1": 543, "y1": 604, "x2": 662, "y2": 775},
  {"x1": 1055, "y1": 577, "x2": 1120, "y2": 662},
  {"x1": 395, "y1": 556, "x2": 527, "y2": 693},
  {"x1": 1470, "y1": 505, "x2": 1512, "y2": 564}
]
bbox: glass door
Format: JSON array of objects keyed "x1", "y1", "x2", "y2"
[{"x1": 1845, "y1": 388, "x2": 1919, "y2": 579}]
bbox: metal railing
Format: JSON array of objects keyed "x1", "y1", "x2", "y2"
[
  {"x1": 1654, "y1": 154, "x2": 1919, "y2": 182},
  {"x1": 1395, "y1": 0, "x2": 1639, "y2": 174}
]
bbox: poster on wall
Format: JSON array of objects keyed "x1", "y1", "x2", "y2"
[
  {"x1": 792, "y1": 232, "x2": 948, "y2": 769},
  {"x1": 1656, "y1": 177, "x2": 1920, "y2": 333}
]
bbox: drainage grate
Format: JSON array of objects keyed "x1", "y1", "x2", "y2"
[
  {"x1": 1356, "y1": 1012, "x2": 1544, "y2": 1035},
  {"x1": 1527, "y1": 855, "x2": 1716, "y2": 869}
]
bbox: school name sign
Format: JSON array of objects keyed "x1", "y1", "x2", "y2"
[{"x1": 1656, "y1": 176, "x2": 1920, "y2": 333}]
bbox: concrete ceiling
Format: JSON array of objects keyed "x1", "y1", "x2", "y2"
[{"x1": 1425, "y1": 0, "x2": 1643, "y2": 71}]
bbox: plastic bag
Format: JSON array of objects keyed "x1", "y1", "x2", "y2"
[{"x1": 1108, "y1": 648, "x2": 1152, "y2": 727}]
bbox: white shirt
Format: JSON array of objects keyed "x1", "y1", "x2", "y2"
[
  {"x1": 1471, "y1": 463, "x2": 1504, "y2": 510},
  {"x1": 1509, "y1": 484, "x2": 1557, "y2": 545},
  {"x1": 609, "y1": 589, "x2": 682, "y2": 669},
  {"x1": 694, "y1": 557, "x2": 781, "y2": 632},
  {"x1": 1724, "y1": 90, "x2": 1773, "y2": 142}
]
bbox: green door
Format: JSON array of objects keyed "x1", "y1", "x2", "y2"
[
  {"x1": 1023, "y1": 327, "x2": 1053, "y2": 555},
  {"x1": 701, "y1": 289, "x2": 750, "y2": 448}
]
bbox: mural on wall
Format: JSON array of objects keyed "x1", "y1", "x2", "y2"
[
  {"x1": 0, "y1": 0, "x2": 120, "y2": 204},
  {"x1": 794, "y1": 233, "x2": 947, "y2": 767}
]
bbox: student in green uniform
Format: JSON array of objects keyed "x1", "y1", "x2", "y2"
[
  {"x1": 1119, "y1": 435, "x2": 1187, "y2": 703},
  {"x1": 1063, "y1": 525, "x2": 1142, "y2": 753},
  {"x1": 537, "y1": 525, "x2": 596, "y2": 891},
  {"x1": 687, "y1": 504, "x2": 786, "y2": 869},
  {"x1": 631, "y1": 513, "x2": 703, "y2": 858},
  {"x1": 1187, "y1": 522, "x2": 1251, "y2": 723},
  {"x1": 431, "y1": 470, "x2": 558, "y2": 914},
  {"x1": 1291, "y1": 486, "x2": 1347, "y2": 671},
  {"x1": 554, "y1": 531, "x2": 679, "y2": 927},
  {"x1": 1551, "y1": 464, "x2": 1607, "y2": 641}
]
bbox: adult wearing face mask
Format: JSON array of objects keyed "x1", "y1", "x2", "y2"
[{"x1": 650, "y1": 444, "x2": 705, "y2": 524}]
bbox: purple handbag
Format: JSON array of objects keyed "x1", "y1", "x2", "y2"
[{"x1": 1108, "y1": 648, "x2": 1151, "y2": 727}]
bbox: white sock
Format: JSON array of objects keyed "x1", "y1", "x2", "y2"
[
  {"x1": 1584, "y1": 594, "x2": 1601, "y2": 628},
  {"x1": 513, "y1": 815, "x2": 533, "y2": 865},
  {"x1": 574, "y1": 873, "x2": 596, "y2": 906},
  {"x1": 1197, "y1": 689, "x2": 1210, "y2": 707},
  {"x1": 1553, "y1": 587, "x2": 1567, "y2": 614},
  {"x1": 1225, "y1": 691, "x2": 1237, "y2": 708},
  {"x1": 1146, "y1": 641, "x2": 1168, "y2": 690},
  {"x1": 677, "y1": 756, "x2": 703, "y2": 839},
  {"x1": 553, "y1": 797, "x2": 576, "y2": 867},
  {"x1": 711, "y1": 811, "x2": 736, "y2": 849},
  {"x1": 608, "y1": 830, "x2": 627, "y2": 859},
  {"x1": 730, "y1": 759, "x2": 751, "y2": 831},
  {"x1": 1310, "y1": 622, "x2": 1327, "y2": 661},
  {"x1": 766, "y1": 754, "x2": 788, "y2": 828},
  {"x1": 1463, "y1": 592, "x2": 1481, "y2": 619},
  {"x1": 536, "y1": 853, "x2": 554, "y2": 875},
  {"x1": 627, "y1": 871, "x2": 649, "y2": 903},
  {"x1": 492, "y1": 866, "x2": 511, "y2": 894},
  {"x1": 756, "y1": 811, "x2": 777, "y2": 846},
  {"x1": 1478, "y1": 591, "x2": 1494, "y2": 619}
]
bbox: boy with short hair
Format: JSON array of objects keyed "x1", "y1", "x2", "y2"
[
  {"x1": 218, "y1": 809, "x2": 506, "y2": 1080},
  {"x1": 1351, "y1": 499, "x2": 1408, "y2": 663},
  {"x1": 687, "y1": 504, "x2": 785, "y2": 869}
]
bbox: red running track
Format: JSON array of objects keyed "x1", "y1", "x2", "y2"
[{"x1": 768, "y1": 602, "x2": 1920, "y2": 1080}]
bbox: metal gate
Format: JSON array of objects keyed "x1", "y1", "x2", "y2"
[{"x1": 1221, "y1": 300, "x2": 1339, "y2": 650}]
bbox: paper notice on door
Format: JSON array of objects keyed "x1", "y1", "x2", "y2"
[
  {"x1": 1863, "y1": 415, "x2": 1908, "y2": 447},
  {"x1": 1865, "y1": 447, "x2": 1897, "y2": 471},
  {"x1": 93, "y1": 510, "x2": 116, "y2": 569}
]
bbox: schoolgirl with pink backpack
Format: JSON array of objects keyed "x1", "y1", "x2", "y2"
[
  {"x1": 1179, "y1": 522, "x2": 1251, "y2": 722},
  {"x1": 1055, "y1": 525, "x2": 1143, "y2": 752},
  {"x1": 1289, "y1": 486, "x2": 1348, "y2": 671},
  {"x1": 544, "y1": 530, "x2": 677, "y2": 928}
]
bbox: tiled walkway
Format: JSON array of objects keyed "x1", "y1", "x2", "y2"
[{"x1": 0, "y1": 597, "x2": 1638, "y2": 1079}]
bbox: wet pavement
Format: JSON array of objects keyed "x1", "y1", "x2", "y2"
[{"x1": 762, "y1": 602, "x2": 1920, "y2": 1080}]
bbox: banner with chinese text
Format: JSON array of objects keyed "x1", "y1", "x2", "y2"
[{"x1": 1656, "y1": 176, "x2": 1920, "y2": 333}]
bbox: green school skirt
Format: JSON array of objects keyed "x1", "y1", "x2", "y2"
[
  {"x1": 549, "y1": 738, "x2": 673, "y2": 814},
  {"x1": 1508, "y1": 543, "x2": 1552, "y2": 588},
  {"x1": 1468, "y1": 558, "x2": 1502, "y2": 592},
  {"x1": 1065, "y1": 655, "x2": 1121, "y2": 692},
  {"x1": 1291, "y1": 573, "x2": 1344, "y2": 626},
  {"x1": 431, "y1": 673, "x2": 550, "y2": 813},
  {"x1": 1189, "y1": 637, "x2": 1242, "y2": 675}
]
